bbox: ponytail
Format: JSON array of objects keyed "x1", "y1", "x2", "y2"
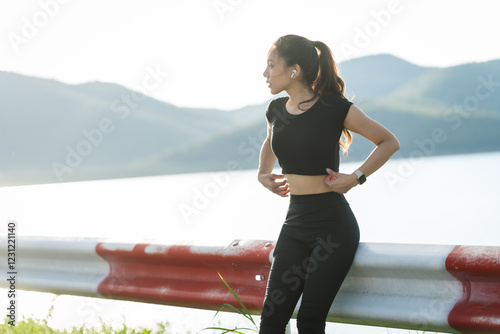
[
  {"x1": 313, "y1": 41, "x2": 352, "y2": 154},
  {"x1": 312, "y1": 41, "x2": 345, "y2": 97}
]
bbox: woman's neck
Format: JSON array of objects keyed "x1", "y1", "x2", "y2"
[{"x1": 286, "y1": 85, "x2": 317, "y2": 107}]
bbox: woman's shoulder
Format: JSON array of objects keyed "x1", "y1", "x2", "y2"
[
  {"x1": 266, "y1": 96, "x2": 288, "y2": 119},
  {"x1": 269, "y1": 96, "x2": 288, "y2": 107},
  {"x1": 319, "y1": 93, "x2": 353, "y2": 107}
]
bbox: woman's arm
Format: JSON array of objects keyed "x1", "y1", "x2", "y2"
[
  {"x1": 258, "y1": 120, "x2": 290, "y2": 197},
  {"x1": 325, "y1": 104, "x2": 400, "y2": 193}
]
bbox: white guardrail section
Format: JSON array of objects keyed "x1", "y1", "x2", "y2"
[
  {"x1": 327, "y1": 243, "x2": 462, "y2": 331},
  {"x1": 0, "y1": 236, "x2": 499, "y2": 333}
]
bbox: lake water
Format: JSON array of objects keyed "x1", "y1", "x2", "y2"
[{"x1": 1, "y1": 151, "x2": 499, "y2": 333}]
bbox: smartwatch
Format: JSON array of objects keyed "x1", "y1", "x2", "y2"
[{"x1": 353, "y1": 169, "x2": 366, "y2": 185}]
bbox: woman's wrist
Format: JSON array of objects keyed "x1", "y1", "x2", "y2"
[
  {"x1": 349, "y1": 173, "x2": 359, "y2": 186},
  {"x1": 257, "y1": 170, "x2": 269, "y2": 183}
]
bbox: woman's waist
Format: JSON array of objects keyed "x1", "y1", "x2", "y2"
[
  {"x1": 285, "y1": 174, "x2": 333, "y2": 195},
  {"x1": 285, "y1": 191, "x2": 350, "y2": 224},
  {"x1": 285, "y1": 174, "x2": 348, "y2": 207}
]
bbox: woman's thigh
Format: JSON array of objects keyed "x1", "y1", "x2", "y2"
[
  {"x1": 260, "y1": 234, "x2": 311, "y2": 328},
  {"x1": 297, "y1": 204, "x2": 360, "y2": 323}
]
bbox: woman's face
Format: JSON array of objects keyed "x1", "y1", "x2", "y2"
[{"x1": 263, "y1": 46, "x2": 293, "y2": 95}]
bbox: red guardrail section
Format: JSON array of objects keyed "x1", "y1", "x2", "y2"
[
  {"x1": 446, "y1": 245, "x2": 500, "y2": 333},
  {"x1": 96, "y1": 239, "x2": 274, "y2": 312}
]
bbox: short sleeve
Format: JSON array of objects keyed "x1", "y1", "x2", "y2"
[
  {"x1": 265, "y1": 99, "x2": 278, "y2": 124},
  {"x1": 265, "y1": 103, "x2": 272, "y2": 124},
  {"x1": 340, "y1": 96, "x2": 353, "y2": 123}
]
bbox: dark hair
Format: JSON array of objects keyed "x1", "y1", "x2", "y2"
[{"x1": 273, "y1": 34, "x2": 352, "y2": 153}]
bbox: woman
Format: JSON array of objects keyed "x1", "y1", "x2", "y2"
[{"x1": 258, "y1": 34, "x2": 400, "y2": 333}]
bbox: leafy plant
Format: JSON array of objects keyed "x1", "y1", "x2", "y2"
[{"x1": 199, "y1": 272, "x2": 259, "y2": 334}]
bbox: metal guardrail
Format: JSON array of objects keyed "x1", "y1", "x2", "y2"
[{"x1": 1, "y1": 236, "x2": 499, "y2": 333}]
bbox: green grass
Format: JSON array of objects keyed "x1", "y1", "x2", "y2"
[
  {"x1": 2, "y1": 300, "x2": 174, "y2": 334},
  {"x1": 1, "y1": 316, "x2": 174, "y2": 334},
  {"x1": 199, "y1": 272, "x2": 258, "y2": 334},
  {"x1": 1, "y1": 316, "x2": 173, "y2": 334}
]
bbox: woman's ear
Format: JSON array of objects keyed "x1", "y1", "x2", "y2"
[{"x1": 290, "y1": 65, "x2": 301, "y2": 78}]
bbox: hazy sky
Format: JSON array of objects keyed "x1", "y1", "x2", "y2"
[{"x1": 2, "y1": 0, "x2": 499, "y2": 110}]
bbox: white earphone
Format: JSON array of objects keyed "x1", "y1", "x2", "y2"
[{"x1": 291, "y1": 70, "x2": 297, "y2": 78}]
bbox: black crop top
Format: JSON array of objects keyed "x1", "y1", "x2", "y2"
[{"x1": 265, "y1": 94, "x2": 353, "y2": 175}]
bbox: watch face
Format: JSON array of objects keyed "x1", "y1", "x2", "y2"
[{"x1": 359, "y1": 175, "x2": 366, "y2": 184}]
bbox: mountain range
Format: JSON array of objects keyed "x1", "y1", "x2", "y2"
[{"x1": 1, "y1": 54, "x2": 499, "y2": 187}]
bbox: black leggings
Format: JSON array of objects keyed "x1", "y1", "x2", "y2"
[{"x1": 259, "y1": 191, "x2": 360, "y2": 334}]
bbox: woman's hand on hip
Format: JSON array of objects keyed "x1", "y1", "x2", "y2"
[
  {"x1": 324, "y1": 168, "x2": 358, "y2": 194},
  {"x1": 258, "y1": 173, "x2": 290, "y2": 197}
]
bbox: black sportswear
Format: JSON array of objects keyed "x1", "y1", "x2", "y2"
[
  {"x1": 259, "y1": 192, "x2": 360, "y2": 333},
  {"x1": 265, "y1": 94, "x2": 353, "y2": 175}
]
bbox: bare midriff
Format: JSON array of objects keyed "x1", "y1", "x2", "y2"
[{"x1": 284, "y1": 174, "x2": 334, "y2": 195}]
